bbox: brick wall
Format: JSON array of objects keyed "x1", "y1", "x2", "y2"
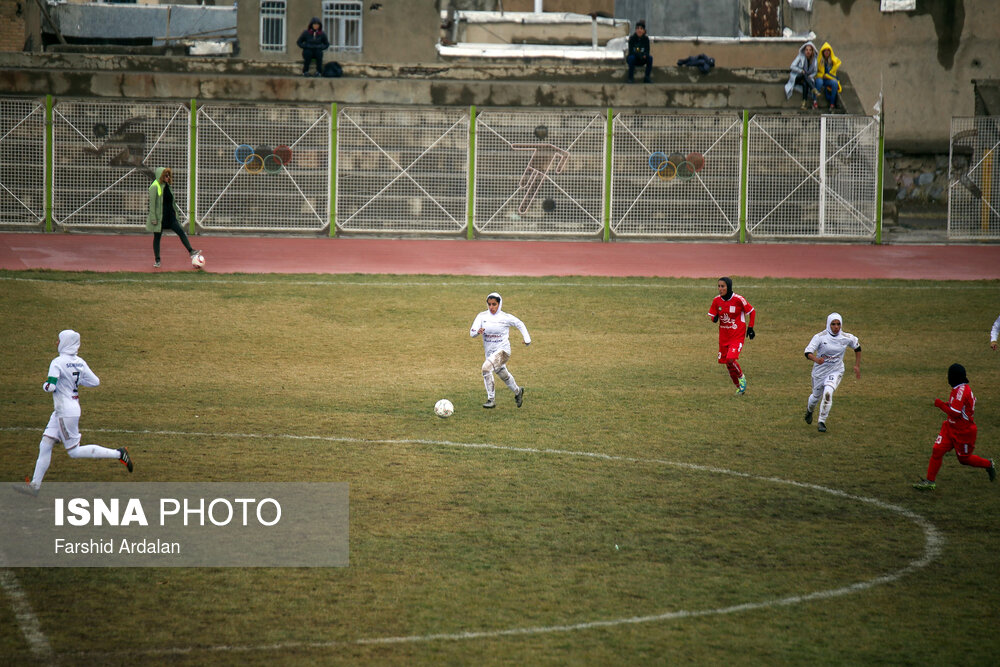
[{"x1": 0, "y1": 2, "x2": 25, "y2": 53}]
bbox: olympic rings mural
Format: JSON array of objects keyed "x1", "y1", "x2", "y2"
[{"x1": 234, "y1": 143, "x2": 294, "y2": 175}]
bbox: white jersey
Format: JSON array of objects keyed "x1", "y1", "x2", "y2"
[
  {"x1": 991, "y1": 314, "x2": 1000, "y2": 343},
  {"x1": 805, "y1": 329, "x2": 860, "y2": 378},
  {"x1": 470, "y1": 308, "x2": 530, "y2": 358},
  {"x1": 46, "y1": 330, "x2": 99, "y2": 418}
]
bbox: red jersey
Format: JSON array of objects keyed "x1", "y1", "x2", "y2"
[
  {"x1": 938, "y1": 382, "x2": 975, "y2": 433},
  {"x1": 709, "y1": 293, "x2": 755, "y2": 343}
]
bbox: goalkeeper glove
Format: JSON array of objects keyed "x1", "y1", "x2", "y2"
[{"x1": 747, "y1": 326, "x2": 755, "y2": 340}]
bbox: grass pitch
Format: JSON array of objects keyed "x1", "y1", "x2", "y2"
[{"x1": 1, "y1": 271, "x2": 999, "y2": 665}]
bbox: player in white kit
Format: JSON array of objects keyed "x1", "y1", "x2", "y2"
[
  {"x1": 803, "y1": 313, "x2": 861, "y2": 433},
  {"x1": 12, "y1": 330, "x2": 133, "y2": 497},
  {"x1": 470, "y1": 292, "x2": 531, "y2": 409}
]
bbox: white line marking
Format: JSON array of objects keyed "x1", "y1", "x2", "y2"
[
  {"x1": 0, "y1": 560, "x2": 56, "y2": 663},
  {"x1": 0, "y1": 275, "x2": 994, "y2": 290},
  {"x1": 0, "y1": 426, "x2": 941, "y2": 659}
]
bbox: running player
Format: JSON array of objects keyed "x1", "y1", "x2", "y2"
[
  {"x1": 707, "y1": 277, "x2": 755, "y2": 394},
  {"x1": 913, "y1": 363, "x2": 995, "y2": 490},
  {"x1": 804, "y1": 312, "x2": 861, "y2": 433},
  {"x1": 12, "y1": 330, "x2": 133, "y2": 497},
  {"x1": 470, "y1": 292, "x2": 531, "y2": 409}
]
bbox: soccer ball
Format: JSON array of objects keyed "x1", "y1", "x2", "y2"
[
  {"x1": 434, "y1": 399, "x2": 454, "y2": 418},
  {"x1": 192, "y1": 253, "x2": 206, "y2": 269}
]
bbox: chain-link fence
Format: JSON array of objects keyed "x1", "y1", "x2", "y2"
[
  {"x1": 747, "y1": 114, "x2": 878, "y2": 239},
  {"x1": 3, "y1": 96, "x2": 887, "y2": 241},
  {"x1": 0, "y1": 98, "x2": 45, "y2": 229},
  {"x1": 612, "y1": 113, "x2": 742, "y2": 237},
  {"x1": 474, "y1": 110, "x2": 606, "y2": 237},
  {"x1": 52, "y1": 99, "x2": 189, "y2": 229},
  {"x1": 197, "y1": 104, "x2": 329, "y2": 232},
  {"x1": 948, "y1": 117, "x2": 1000, "y2": 240},
  {"x1": 337, "y1": 107, "x2": 468, "y2": 234}
]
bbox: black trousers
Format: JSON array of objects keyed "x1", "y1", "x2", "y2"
[
  {"x1": 303, "y1": 48, "x2": 324, "y2": 74},
  {"x1": 153, "y1": 218, "x2": 194, "y2": 260}
]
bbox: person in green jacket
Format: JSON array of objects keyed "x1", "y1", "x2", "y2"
[{"x1": 146, "y1": 167, "x2": 199, "y2": 268}]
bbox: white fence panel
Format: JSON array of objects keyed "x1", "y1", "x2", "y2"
[
  {"x1": 474, "y1": 110, "x2": 605, "y2": 236},
  {"x1": 0, "y1": 98, "x2": 45, "y2": 229},
  {"x1": 197, "y1": 104, "x2": 329, "y2": 231},
  {"x1": 52, "y1": 100, "x2": 188, "y2": 228},
  {"x1": 748, "y1": 115, "x2": 878, "y2": 239},
  {"x1": 948, "y1": 117, "x2": 1000, "y2": 240},
  {"x1": 336, "y1": 107, "x2": 468, "y2": 234},
  {"x1": 611, "y1": 113, "x2": 741, "y2": 237}
]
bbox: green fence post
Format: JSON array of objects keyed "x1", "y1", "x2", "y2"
[
  {"x1": 330, "y1": 102, "x2": 337, "y2": 237},
  {"x1": 467, "y1": 105, "x2": 477, "y2": 240},
  {"x1": 739, "y1": 110, "x2": 749, "y2": 244},
  {"x1": 603, "y1": 107, "x2": 613, "y2": 242},
  {"x1": 189, "y1": 98, "x2": 196, "y2": 234},
  {"x1": 45, "y1": 94, "x2": 53, "y2": 233},
  {"x1": 875, "y1": 103, "x2": 885, "y2": 245}
]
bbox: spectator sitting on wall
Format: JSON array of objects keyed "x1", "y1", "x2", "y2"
[
  {"x1": 814, "y1": 42, "x2": 842, "y2": 110},
  {"x1": 785, "y1": 41, "x2": 818, "y2": 110},
  {"x1": 297, "y1": 17, "x2": 330, "y2": 77},
  {"x1": 626, "y1": 20, "x2": 652, "y2": 84}
]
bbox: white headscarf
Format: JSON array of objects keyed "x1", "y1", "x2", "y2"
[
  {"x1": 826, "y1": 313, "x2": 842, "y2": 337},
  {"x1": 58, "y1": 329, "x2": 81, "y2": 356}
]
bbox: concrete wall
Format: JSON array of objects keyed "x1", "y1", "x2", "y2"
[
  {"x1": 237, "y1": 0, "x2": 440, "y2": 64},
  {"x1": 808, "y1": 0, "x2": 999, "y2": 151},
  {"x1": 616, "y1": 0, "x2": 740, "y2": 37}
]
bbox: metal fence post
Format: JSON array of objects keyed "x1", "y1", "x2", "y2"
[
  {"x1": 467, "y1": 104, "x2": 477, "y2": 240},
  {"x1": 603, "y1": 107, "x2": 613, "y2": 242},
  {"x1": 331, "y1": 102, "x2": 337, "y2": 237},
  {"x1": 189, "y1": 98, "x2": 197, "y2": 234},
  {"x1": 739, "y1": 110, "x2": 749, "y2": 243},
  {"x1": 876, "y1": 106, "x2": 885, "y2": 245},
  {"x1": 45, "y1": 95, "x2": 53, "y2": 233}
]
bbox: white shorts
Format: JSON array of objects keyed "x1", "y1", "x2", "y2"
[
  {"x1": 811, "y1": 370, "x2": 843, "y2": 397},
  {"x1": 485, "y1": 349, "x2": 511, "y2": 372},
  {"x1": 43, "y1": 412, "x2": 82, "y2": 449}
]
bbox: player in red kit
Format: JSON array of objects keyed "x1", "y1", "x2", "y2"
[
  {"x1": 914, "y1": 363, "x2": 995, "y2": 490},
  {"x1": 707, "y1": 277, "x2": 756, "y2": 395}
]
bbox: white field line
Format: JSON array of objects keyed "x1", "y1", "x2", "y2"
[
  {"x1": 0, "y1": 426, "x2": 943, "y2": 660},
  {"x1": 0, "y1": 562, "x2": 55, "y2": 664},
  {"x1": 1, "y1": 275, "x2": 996, "y2": 290}
]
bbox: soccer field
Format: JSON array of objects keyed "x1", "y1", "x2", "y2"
[{"x1": 1, "y1": 271, "x2": 998, "y2": 665}]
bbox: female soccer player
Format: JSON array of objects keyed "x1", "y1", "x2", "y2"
[
  {"x1": 470, "y1": 292, "x2": 531, "y2": 409},
  {"x1": 707, "y1": 277, "x2": 755, "y2": 394},
  {"x1": 913, "y1": 363, "x2": 995, "y2": 490},
  {"x1": 804, "y1": 313, "x2": 861, "y2": 433},
  {"x1": 12, "y1": 330, "x2": 133, "y2": 497}
]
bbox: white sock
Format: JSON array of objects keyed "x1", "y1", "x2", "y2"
[
  {"x1": 497, "y1": 367, "x2": 519, "y2": 393},
  {"x1": 67, "y1": 444, "x2": 120, "y2": 460},
  {"x1": 818, "y1": 389, "x2": 833, "y2": 423},
  {"x1": 482, "y1": 370, "x2": 495, "y2": 400},
  {"x1": 31, "y1": 437, "x2": 55, "y2": 487}
]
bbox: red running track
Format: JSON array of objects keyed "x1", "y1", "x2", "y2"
[{"x1": 1, "y1": 233, "x2": 999, "y2": 280}]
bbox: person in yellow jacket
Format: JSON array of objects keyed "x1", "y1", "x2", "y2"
[
  {"x1": 146, "y1": 167, "x2": 199, "y2": 268},
  {"x1": 813, "y1": 42, "x2": 842, "y2": 110}
]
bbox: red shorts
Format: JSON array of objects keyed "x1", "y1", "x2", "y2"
[
  {"x1": 717, "y1": 339, "x2": 743, "y2": 364},
  {"x1": 934, "y1": 422, "x2": 977, "y2": 455}
]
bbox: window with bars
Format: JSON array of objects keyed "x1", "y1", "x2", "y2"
[
  {"x1": 323, "y1": 1, "x2": 363, "y2": 52},
  {"x1": 260, "y1": 1, "x2": 286, "y2": 53}
]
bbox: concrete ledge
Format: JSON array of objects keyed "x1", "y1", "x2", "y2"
[{"x1": 0, "y1": 53, "x2": 861, "y2": 114}]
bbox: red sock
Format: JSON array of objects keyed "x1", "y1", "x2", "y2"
[
  {"x1": 957, "y1": 454, "x2": 991, "y2": 468},
  {"x1": 726, "y1": 361, "x2": 742, "y2": 385},
  {"x1": 926, "y1": 448, "x2": 946, "y2": 481}
]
